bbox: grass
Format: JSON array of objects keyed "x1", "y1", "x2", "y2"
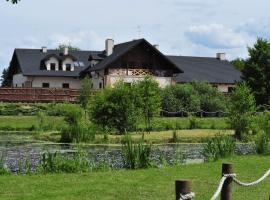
[
  {"x1": 0, "y1": 129, "x2": 233, "y2": 144},
  {"x1": 104, "y1": 129, "x2": 234, "y2": 144},
  {"x1": 0, "y1": 116, "x2": 228, "y2": 131},
  {"x1": 0, "y1": 155, "x2": 269, "y2": 200},
  {"x1": 0, "y1": 116, "x2": 67, "y2": 131}
]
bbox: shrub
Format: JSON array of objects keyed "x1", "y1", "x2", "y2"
[
  {"x1": 202, "y1": 134, "x2": 236, "y2": 162},
  {"x1": 192, "y1": 81, "x2": 227, "y2": 112},
  {"x1": 228, "y1": 83, "x2": 256, "y2": 140},
  {"x1": 91, "y1": 81, "x2": 140, "y2": 134},
  {"x1": 134, "y1": 76, "x2": 161, "y2": 133},
  {"x1": 60, "y1": 121, "x2": 96, "y2": 143}
]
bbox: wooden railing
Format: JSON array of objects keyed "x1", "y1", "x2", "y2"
[{"x1": 0, "y1": 88, "x2": 87, "y2": 103}]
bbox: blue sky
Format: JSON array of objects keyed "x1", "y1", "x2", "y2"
[{"x1": 0, "y1": 0, "x2": 270, "y2": 71}]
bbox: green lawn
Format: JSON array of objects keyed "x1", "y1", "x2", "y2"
[
  {"x1": 0, "y1": 116, "x2": 228, "y2": 131},
  {"x1": 103, "y1": 129, "x2": 234, "y2": 144},
  {"x1": 0, "y1": 116, "x2": 67, "y2": 131},
  {"x1": 0, "y1": 155, "x2": 269, "y2": 200}
]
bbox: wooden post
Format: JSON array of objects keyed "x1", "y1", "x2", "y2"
[
  {"x1": 175, "y1": 180, "x2": 192, "y2": 200},
  {"x1": 221, "y1": 163, "x2": 234, "y2": 200}
]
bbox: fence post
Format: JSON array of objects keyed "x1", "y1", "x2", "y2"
[
  {"x1": 221, "y1": 163, "x2": 234, "y2": 200},
  {"x1": 175, "y1": 180, "x2": 192, "y2": 200}
]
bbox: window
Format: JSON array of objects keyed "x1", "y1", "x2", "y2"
[
  {"x1": 228, "y1": 87, "x2": 234, "y2": 93},
  {"x1": 99, "y1": 82, "x2": 102, "y2": 89},
  {"x1": 62, "y1": 83, "x2": 70, "y2": 89},
  {"x1": 50, "y1": 63, "x2": 56, "y2": 71},
  {"x1": 66, "y1": 64, "x2": 71, "y2": 71},
  {"x1": 42, "y1": 83, "x2": 50, "y2": 88},
  {"x1": 91, "y1": 83, "x2": 93, "y2": 88}
]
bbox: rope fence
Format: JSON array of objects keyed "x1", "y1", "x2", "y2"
[
  {"x1": 175, "y1": 163, "x2": 270, "y2": 200},
  {"x1": 161, "y1": 109, "x2": 268, "y2": 118}
]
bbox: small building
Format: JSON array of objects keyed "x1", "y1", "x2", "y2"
[{"x1": 7, "y1": 38, "x2": 241, "y2": 93}]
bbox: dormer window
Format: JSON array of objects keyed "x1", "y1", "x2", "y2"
[
  {"x1": 50, "y1": 63, "x2": 56, "y2": 71},
  {"x1": 66, "y1": 64, "x2": 71, "y2": 71}
]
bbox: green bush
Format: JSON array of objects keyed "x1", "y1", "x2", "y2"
[
  {"x1": 228, "y1": 83, "x2": 256, "y2": 140},
  {"x1": 202, "y1": 134, "x2": 236, "y2": 161},
  {"x1": 161, "y1": 81, "x2": 227, "y2": 113}
]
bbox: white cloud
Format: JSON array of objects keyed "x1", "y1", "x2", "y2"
[{"x1": 186, "y1": 23, "x2": 254, "y2": 49}]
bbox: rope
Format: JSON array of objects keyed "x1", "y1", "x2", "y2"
[
  {"x1": 210, "y1": 174, "x2": 236, "y2": 200},
  {"x1": 233, "y1": 169, "x2": 270, "y2": 187},
  {"x1": 210, "y1": 169, "x2": 270, "y2": 200},
  {"x1": 179, "y1": 192, "x2": 195, "y2": 200}
]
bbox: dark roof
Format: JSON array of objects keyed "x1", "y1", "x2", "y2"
[
  {"x1": 14, "y1": 49, "x2": 103, "y2": 77},
  {"x1": 167, "y1": 56, "x2": 241, "y2": 84},
  {"x1": 12, "y1": 39, "x2": 241, "y2": 84},
  {"x1": 83, "y1": 39, "x2": 183, "y2": 73}
]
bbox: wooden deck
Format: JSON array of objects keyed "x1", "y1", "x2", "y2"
[{"x1": 0, "y1": 88, "x2": 81, "y2": 103}]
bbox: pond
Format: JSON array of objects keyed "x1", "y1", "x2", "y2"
[{"x1": 0, "y1": 141, "x2": 255, "y2": 173}]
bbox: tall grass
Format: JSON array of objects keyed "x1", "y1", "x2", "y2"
[
  {"x1": 0, "y1": 153, "x2": 10, "y2": 175},
  {"x1": 202, "y1": 134, "x2": 236, "y2": 162},
  {"x1": 38, "y1": 150, "x2": 93, "y2": 173},
  {"x1": 255, "y1": 132, "x2": 270, "y2": 155},
  {"x1": 122, "y1": 138, "x2": 152, "y2": 169}
]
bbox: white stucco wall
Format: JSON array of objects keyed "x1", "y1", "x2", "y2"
[
  {"x1": 45, "y1": 57, "x2": 59, "y2": 71},
  {"x1": 217, "y1": 84, "x2": 234, "y2": 93},
  {"x1": 91, "y1": 70, "x2": 104, "y2": 89},
  {"x1": 31, "y1": 77, "x2": 81, "y2": 89},
  {"x1": 62, "y1": 58, "x2": 75, "y2": 71},
  {"x1": 12, "y1": 73, "x2": 29, "y2": 87}
]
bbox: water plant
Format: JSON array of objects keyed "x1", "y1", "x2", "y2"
[
  {"x1": 202, "y1": 134, "x2": 236, "y2": 162},
  {"x1": 255, "y1": 132, "x2": 270, "y2": 155},
  {"x1": 38, "y1": 149, "x2": 92, "y2": 174},
  {"x1": 122, "y1": 139, "x2": 152, "y2": 169}
]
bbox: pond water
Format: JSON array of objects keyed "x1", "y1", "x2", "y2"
[{"x1": 0, "y1": 142, "x2": 255, "y2": 172}]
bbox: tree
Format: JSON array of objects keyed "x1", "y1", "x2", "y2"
[
  {"x1": 78, "y1": 76, "x2": 92, "y2": 118},
  {"x1": 192, "y1": 81, "x2": 227, "y2": 112},
  {"x1": 231, "y1": 58, "x2": 246, "y2": 71},
  {"x1": 242, "y1": 38, "x2": 270, "y2": 105},
  {"x1": 6, "y1": 0, "x2": 20, "y2": 4},
  {"x1": 90, "y1": 80, "x2": 139, "y2": 134},
  {"x1": 1, "y1": 67, "x2": 12, "y2": 87},
  {"x1": 134, "y1": 76, "x2": 161, "y2": 133},
  {"x1": 228, "y1": 83, "x2": 256, "y2": 140},
  {"x1": 161, "y1": 84, "x2": 200, "y2": 112},
  {"x1": 57, "y1": 43, "x2": 80, "y2": 51}
]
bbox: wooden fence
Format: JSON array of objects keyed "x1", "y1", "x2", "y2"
[{"x1": 0, "y1": 88, "x2": 81, "y2": 103}]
